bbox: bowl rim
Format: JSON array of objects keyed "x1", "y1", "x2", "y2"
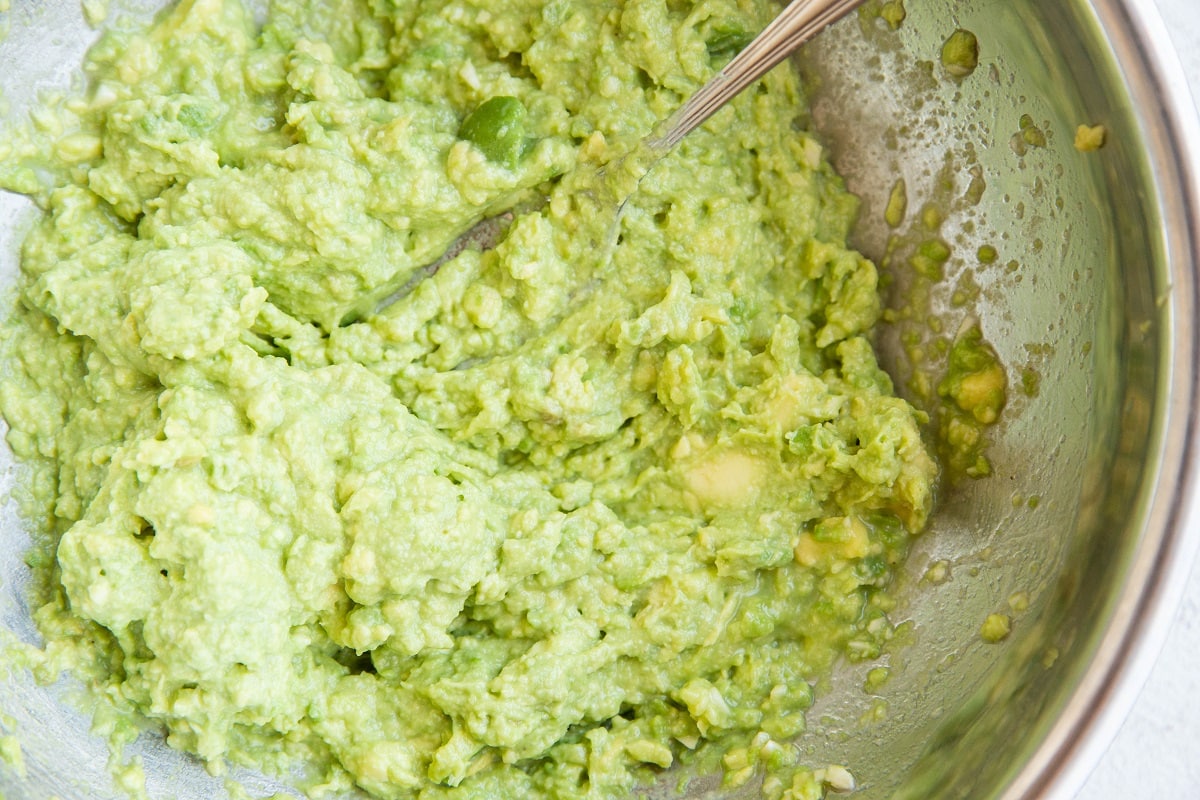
[{"x1": 1002, "y1": 1, "x2": 1200, "y2": 798}]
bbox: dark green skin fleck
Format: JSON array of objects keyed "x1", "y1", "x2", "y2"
[{"x1": 705, "y1": 22, "x2": 754, "y2": 58}]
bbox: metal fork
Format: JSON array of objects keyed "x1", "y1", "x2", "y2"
[
  {"x1": 375, "y1": 0, "x2": 868, "y2": 316},
  {"x1": 649, "y1": 0, "x2": 870, "y2": 151},
  {"x1": 581, "y1": 0, "x2": 870, "y2": 267}
]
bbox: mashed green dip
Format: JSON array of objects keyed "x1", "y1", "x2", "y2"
[{"x1": 0, "y1": 0, "x2": 937, "y2": 797}]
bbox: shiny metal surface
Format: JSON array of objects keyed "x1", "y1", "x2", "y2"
[
  {"x1": 798, "y1": 0, "x2": 1200, "y2": 796},
  {"x1": 998, "y1": 2, "x2": 1200, "y2": 796},
  {"x1": 0, "y1": 1, "x2": 1198, "y2": 799}
]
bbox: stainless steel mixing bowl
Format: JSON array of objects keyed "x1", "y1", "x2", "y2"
[{"x1": 1, "y1": 1, "x2": 1198, "y2": 798}]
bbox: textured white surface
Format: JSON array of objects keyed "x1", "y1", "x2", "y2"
[{"x1": 1076, "y1": 1, "x2": 1200, "y2": 797}]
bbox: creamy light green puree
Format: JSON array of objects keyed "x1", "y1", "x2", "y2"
[{"x1": 0, "y1": 0, "x2": 937, "y2": 797}]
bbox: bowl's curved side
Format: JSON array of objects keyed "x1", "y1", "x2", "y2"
[
  {"x1": 801, "y1": 1, "x2": 1200, "y2": 797},
  {"x1": 1002, "y1": 1, "x2": 1200, "y2": 796}
]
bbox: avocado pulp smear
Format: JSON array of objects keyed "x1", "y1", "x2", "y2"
[{"x1": 0, "y1": 0, "x2": 938, "y2": 797}]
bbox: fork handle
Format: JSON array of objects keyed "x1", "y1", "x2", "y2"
[{"x1": 649, "y1": 0, "x2": 868, "y2": 150}]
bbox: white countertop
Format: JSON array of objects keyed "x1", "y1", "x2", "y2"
[{"x1": 1076, "y1": 1, "x2": 1200, "y2": 797}]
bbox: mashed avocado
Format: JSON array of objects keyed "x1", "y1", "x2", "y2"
[{"x1": 0, "y1": 0, "x2": 937, "y2": 797}]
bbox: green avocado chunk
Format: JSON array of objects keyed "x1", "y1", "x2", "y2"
[
  {"x1": 459, "y1": 96, "x2": 529, "y2": 169},
  {"x1": 941, "y1": 29, "x2": 980, "y2": 78}
]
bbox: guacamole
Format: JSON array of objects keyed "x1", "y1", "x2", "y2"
[{"x1": 0, "y1": 0, "x2": 937, "y2": 797}]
